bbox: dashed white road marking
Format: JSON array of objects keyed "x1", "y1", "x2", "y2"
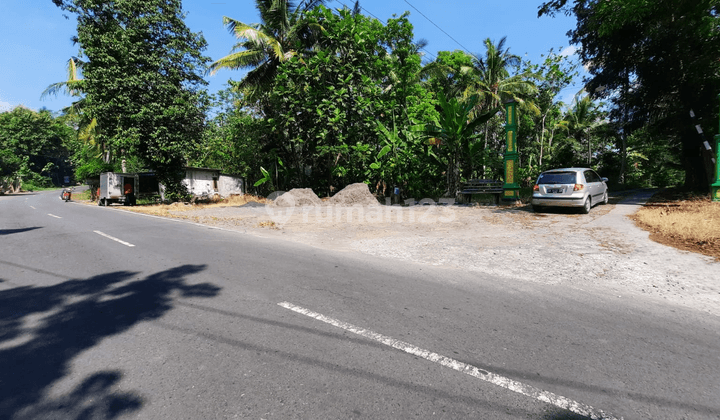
[
  {"x1": 30, "y1": 206, "x2": 36, "y2": 209},
  {"x1": 94, "y1": 230, "x2": 135, "y2": 247},
  {"x1": 278, "y1": 301, "x2": 622, "y2": 420},
  {"x1": 47, "y1": 214, "x2": 61, "y2": 219}
]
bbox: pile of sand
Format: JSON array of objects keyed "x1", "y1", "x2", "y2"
[
  {"x1": 271, "y1": 188, "x2": 323, "y2": 207},
  {"x1": 326, "y1": 183, "x2": 380, "y2": 206},
  {"x1": 270, "y1": 183, "x2": 380, "y2": 207}
]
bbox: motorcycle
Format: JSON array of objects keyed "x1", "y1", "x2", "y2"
[{"x1": 61, "y1": 187, "x2": 73, "y2": 202}]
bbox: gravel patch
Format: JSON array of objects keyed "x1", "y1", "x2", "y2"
[{"x1": 175, "y1": 192, "x2": 720, "y2": 317}]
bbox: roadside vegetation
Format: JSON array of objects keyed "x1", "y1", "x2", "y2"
[
  {"x1": 2, "y1": 1, "x2": 719, "y2": 246},
  {"x1": 4, "y1": 0, "x2": 714, "y2": 199}
]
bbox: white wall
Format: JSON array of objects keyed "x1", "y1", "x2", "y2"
[
  {"x1": 218, "y1": 175, "x2": 244, "y2": 197},
  {"x1": 183, "y1": 169, "x2": 216, "y2": 197}
]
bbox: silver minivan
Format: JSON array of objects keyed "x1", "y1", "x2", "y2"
[{"x1": 531, "y1": 168, "x2": 608, "y2": 213}]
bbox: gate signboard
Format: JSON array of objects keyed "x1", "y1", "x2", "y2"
[{"x1": 502, "y1": 99, "x2": 520, "y2": 203}]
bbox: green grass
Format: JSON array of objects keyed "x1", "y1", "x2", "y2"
[
  {"x1": 20, "y1": 185, "x2": 57, "y2": 192},
  {"x1": 71, "y1": 189, "x2": 93, "y2": 200}
]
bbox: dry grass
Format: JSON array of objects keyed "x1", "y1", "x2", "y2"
[
  {"x1": 121, "y1": 194, "x2": 269, "y2": 218},
  {"x1": 631, "y1": 190, "x2": 720, "y2": 260},
  {"x1": 256, "y1": 220, "x2": 278, "y2": 229}
]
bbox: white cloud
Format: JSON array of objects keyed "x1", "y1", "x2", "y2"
[
  {"x1": 560, "y1": 45, "x2": 579, "y2": 57},
  {"x1": 0, "y1": 99, "x2": 14, "y2": 112}
]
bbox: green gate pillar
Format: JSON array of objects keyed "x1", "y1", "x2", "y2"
[
  {"x1": 713, "y1": 95, "x2": 720, "y2": 201},
  {"x1": 502, "y1": 99, "x2": 521, "y2": 203},
  {"x1": 713, "y1": 133, "x2": 720, "y2": 201}
]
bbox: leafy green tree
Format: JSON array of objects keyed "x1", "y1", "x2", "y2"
[
  {"x1": 539, "y1": 0, "x2": 720, "y2": 191},
  {"x1": 518, "y1": 50, "x2": 578, "y2": 173},
  {"x1": 0, "y1": 107, "x2": 74, "y2": 192},
  {"x1": 188, "y1": 87, "x2": 265, "y2": 180},
  {"x1": 53, "y1": 0, "x2": 211, "y2": 199},
  {"x1": 258, "y1": 6, "x2": 436, "y2": 195},
  {"x1": 208, "y1": 0, "x2": 326, "y2": 101}
]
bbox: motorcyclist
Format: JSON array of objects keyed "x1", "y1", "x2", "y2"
[{"x1": 61, "y1": 186, "x2": 73, "y2": 202}]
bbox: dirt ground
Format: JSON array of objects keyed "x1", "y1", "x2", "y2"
[{"x1": 157, "y1": 191, "x2": 720, "y2": 318}]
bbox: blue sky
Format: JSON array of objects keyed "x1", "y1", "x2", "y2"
[{"x1": 0, "y1": 0, "x2": 582, "y2": 114}]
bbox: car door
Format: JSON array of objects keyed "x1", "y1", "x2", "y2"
[
  {"x1": 591, "y1": 170, "x2": 607, "y2": 200},
  {"x1": 583, "y1": 170, "x2": 600, "y2": 201}
]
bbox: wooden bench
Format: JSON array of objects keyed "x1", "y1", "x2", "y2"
[{"x1": 457, "y1": 179, "x2": 504, "y2": 204}]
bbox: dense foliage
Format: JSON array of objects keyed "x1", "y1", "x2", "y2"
[
  {"x1": 53, "y1": 0, "x2": 210, "y2": 198},
  {"x1": 539, "y1": 0, "x2": 720, "y2": 191},
  {"x1": 0, "y1": 107, "x2": 74, "y2": 193},
  {"x1": 36, "y1": 0, "x2": 708, "y2": 200}
]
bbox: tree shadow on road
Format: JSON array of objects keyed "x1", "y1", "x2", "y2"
[
  {"x1": 0, "y1": 264, "x2": 220, "y2": 420},
  {"x1": 0, "y1": 227, "x2": 42, "y2": 236}
]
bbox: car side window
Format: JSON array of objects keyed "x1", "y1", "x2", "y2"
[{"x1": 583, "y1": 171, "x2": 594, "y2": 183}]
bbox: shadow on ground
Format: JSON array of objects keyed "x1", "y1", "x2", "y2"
[
  {"x1": 0, "y1": 264, "x2": 220, "y2": 420},
  {"x1": 0, "y1": 227, "x2": 42, "y2": 236}
]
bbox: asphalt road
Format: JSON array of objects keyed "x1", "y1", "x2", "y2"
[{"x1": 1, "y1": 190, "x2": 718, "y2": 420}]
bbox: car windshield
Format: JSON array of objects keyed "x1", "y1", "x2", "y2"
[{"x1": 537, "y1": 172, "x2": 576, "y2": 185}]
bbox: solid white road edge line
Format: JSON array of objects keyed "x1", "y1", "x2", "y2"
[
  {"x1": 278, "y1": 301, "x2": 622, "y2": 420},
  {"x1": 93, "y1": 230, "x2": 135, "y2": 247},
  {"x1": 47, "y1": 214, "x2": 61, "y2": 219}
]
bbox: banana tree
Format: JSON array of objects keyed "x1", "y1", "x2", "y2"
[
  {"x1": 424, "y1": 92, "x2": 499, "y2": 196},
  {"x1": 371, "y1": 114, "x2": 424, "y2": 194}
]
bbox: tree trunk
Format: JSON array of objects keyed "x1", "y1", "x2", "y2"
[
  {"x1": 587, "y1": 131, "x2": 591, "y2": 165},
  {"x1": 446, "y1": 150, "x2": 460, "y2": 198},
  {"x1": 681, "y1": 126, "x2": 710, "y2": 192},
  {"x1": 619, "y1": 82, "x2": 629, "y2": 185},
  {"x1": 620, "y1": 131, "x2": 627, "y2": 185}
]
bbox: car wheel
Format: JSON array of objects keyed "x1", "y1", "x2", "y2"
[
  {"x1": 532, "y1": 205, "x2": 544, "y2": 213},
  {"x1": 581, "y1": 197, "x2": 591, "y2": 214},
  {"x1": 602, "y1": 191, "x2": 609, "y2": 205}
]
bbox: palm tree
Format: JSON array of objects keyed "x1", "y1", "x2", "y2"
[
  {"x1": 470, "y1": 37, "x2": 537, "y2": 109},
  {"x1": 42, "y1": 57, "x2": 105, "y2": 162},
  {"x1": 564, "y1": 90, "x2": 605, "y2": 165},
  {"x1": 419, "y1": 50, "x2": 476, "y2": 100},
  {"x1": 41, "y1": 56, "x2": 90, "y2": 122},
  {"x1": 208, "y1": 0, "x2": 326, "y2": 99},
  {"x1": 467, "y1": 38, "x2": 537, "y2": 177},
  {"x1": 41, "y1": 56, "x2": 85, "y2": 101}
]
